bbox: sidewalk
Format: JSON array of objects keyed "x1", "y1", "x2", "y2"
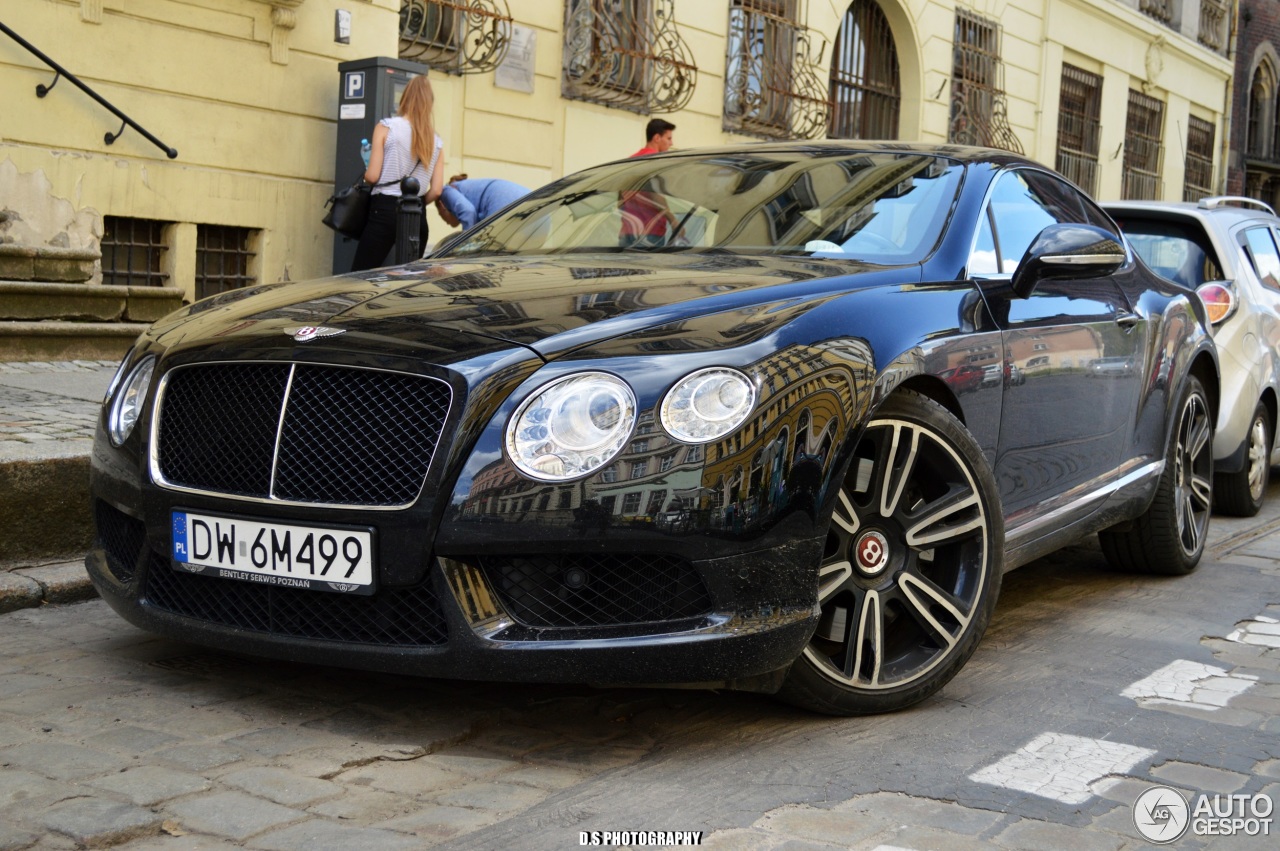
[{"x1": 0, "y1": 359, "x2": 119, "y2": 612}]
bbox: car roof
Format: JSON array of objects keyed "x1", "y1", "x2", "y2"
[
  {"x1": 606, "y1": 140, "x2": 1035, "y2": 168},
  {"x1": 1103, "y1": 197, "x2": 1280, "y2": 227}
]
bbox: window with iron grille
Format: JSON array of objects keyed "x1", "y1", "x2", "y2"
[
  {"x1": 949, "y1": 10, "x2": 1023, "y2": 154},
  {"x1": 195, "y1": 225, "x2": 257, "y2": 301},
  {"x1": 1122, "y1": 90, "x2": 1165, "y2": 200},
  {"x1": 562, "y1": 0, "x2": 696, "y2": 114},
  {"x1": 1183, "y1": 116, "x2": 1216, "y2": 201},
  {"x1": 101, "y1": 216, "x2": 170, "y2": 287},
  {"x1": 1055, "y1": 65, "x2": 1103, "y2": 195},
  {"x1": 399, "y1": 0, "x2": 512, "y2": 75},
  {"x1": 724, "y1": 0, "x2": 828, "y2": 140},
  {"x1": 827, "y1": 0, "x2": 899, "y2": 140}
]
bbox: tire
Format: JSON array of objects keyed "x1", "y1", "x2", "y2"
[
  {"x1": 1099, "y1": 377, "x2": 1213, "y2": 575},
  {"x1": 1214, "y1": 402, "x2": 1270, "y2": 518},
  {"x1": 777, "y1": 390, "x2": 1004, "y2": 716}
]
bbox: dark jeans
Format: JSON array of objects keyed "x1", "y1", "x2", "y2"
[{"x1": 351, "y1": 194, "x2": 428, "y2": 272}]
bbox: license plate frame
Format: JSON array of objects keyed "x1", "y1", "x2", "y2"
[{"x1": 171, "y1": 510, "x2": 376, "y2": 595}]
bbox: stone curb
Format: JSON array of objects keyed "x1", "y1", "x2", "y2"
[
  {"x1": 0, "y1": 560, "x2": 96, "y2": 614},
  {"x1": 0, "y1": 454, "x2": 94, "y2": 563}
]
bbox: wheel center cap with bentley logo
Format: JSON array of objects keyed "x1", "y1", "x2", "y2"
[
  {"x1": 854, "y1": 529, "x2": 891, "y2": 577},
  {"x1": 286, "y1": 326, "x2": 345, "y2": 342}
]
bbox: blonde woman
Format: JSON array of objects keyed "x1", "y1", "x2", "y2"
[{"x1": 351, "y1": 74, "x2": 445, "y2": 271}]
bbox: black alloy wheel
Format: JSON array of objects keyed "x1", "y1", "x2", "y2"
[
  {"x1": 1101, "y1": 376, "x2": 1213, "y2": 575},
  {"x1": 779, "y1": 390, "x2": 1003, "y2": 716}
]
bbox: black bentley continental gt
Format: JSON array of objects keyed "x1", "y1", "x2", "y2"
[{"x1": 87, "y1": 143, "x2": 1218, "y2": 715}]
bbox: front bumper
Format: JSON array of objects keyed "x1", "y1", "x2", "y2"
[{"x1": 85, "y1": 500, "x2": 822, "y2": 686}]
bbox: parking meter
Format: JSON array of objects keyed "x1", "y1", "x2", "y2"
[{"x1": 332, "y1": 57, "x2": 429, "y2": 274}]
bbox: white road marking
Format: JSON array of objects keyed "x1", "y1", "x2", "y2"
[
  {"x1": 969, "y1": 732, "x2": 1155, "y2": 804},
  {"x1": 1226, "y1": 614, "x2": 1280, "y2": 648},
  {"x1": 1121, "y1": 659, "x2": 1257, "y2": 711}
]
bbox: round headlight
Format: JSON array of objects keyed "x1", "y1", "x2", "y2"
[
  {"x1": 108, "y1": 356, "x2": 156, "y2": 446},
  {"x1": 506, "y1": 372, "x2": 637, "y2": 481},
  {"x1": 661, "y1": 367, "x2": 756, "y2": 443}
]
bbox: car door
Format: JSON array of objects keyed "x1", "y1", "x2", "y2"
[
  {"x1": 1241, "y1": 224, "x2": 1280, "y2": 462},
  {"x1": 971, "y1": 169, "x2": 1143, "y2": 524}
]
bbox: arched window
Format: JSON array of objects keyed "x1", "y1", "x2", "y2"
[
  {"x1": 827, "y1": 0, "x2": 900, "y2": 139},
  {"x1": 1247, "y1": 62, "x2": 1276, "y2": 159}
]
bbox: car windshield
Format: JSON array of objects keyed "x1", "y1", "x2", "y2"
[
  {"x1": 1110, "y1": 216, "x2": 1223, "y2": 287},
  {"x1": 435, "y1": 150, "x2": 964, "y2": 263}
]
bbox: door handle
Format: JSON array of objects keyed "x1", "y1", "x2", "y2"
[{"x1": 1115, "y1": 312, "x2": 1140, "y2": 330}]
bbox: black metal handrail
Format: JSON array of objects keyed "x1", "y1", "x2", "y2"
[{"x1": 0, "y1": 21, "x2": 177, "y2": 159}]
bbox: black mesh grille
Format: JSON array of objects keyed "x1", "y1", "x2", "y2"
[
  {"x1": 274, "y1": 367, "x2": 450, "y2": 504},
  {"x1": 156, "y1": 363, "x2": 451, "y2": 506},
  {"x1": 158, "y1": 364, "x2": 286, "y2": 497},
  {"x1": 94, "y1": 501, "x2": 147, "y2": 582},
  {"x1": 480, "y1": 554, "x2": 712, "y2": 628},
  {"x1": 142, "y1": 553, "x2": 448, "y2": 646}
]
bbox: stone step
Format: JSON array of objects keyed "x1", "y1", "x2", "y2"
[
  {"x1": 0, "y1": 243, "x2": 97, "y2": 283},
  {"x1": 0, "y1": 320, "x2": 152, "y2": 362},
  {"x1": 0, "y1": 280, "x2": 184, "y2": 323}
]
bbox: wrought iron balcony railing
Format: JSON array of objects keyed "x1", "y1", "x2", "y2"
[
  {"x1": 399, "y1": 0, "x2": 512, "y2": 75},
  {"x1": 723, "y1": 4, "x2": 829, "y2": 140},
  {"x1": 562, "y1": 0, "x2": 697, "y2": 114}
]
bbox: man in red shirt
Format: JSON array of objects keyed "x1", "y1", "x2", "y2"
[
  {"x1": 631, "y1": 118, "x2": 675, "y2": 158},
  {"x1": 621, "y1": 118, "x2": 677, "y2": 247}
]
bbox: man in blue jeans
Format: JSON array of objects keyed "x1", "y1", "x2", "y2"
[{"x1": 435, "y1": 174, "x2": 529, "y2": 231}]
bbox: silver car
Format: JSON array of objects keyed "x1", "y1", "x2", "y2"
[{"x1": 1106, "y1": 196, "x2": 1280, "y2": 516}]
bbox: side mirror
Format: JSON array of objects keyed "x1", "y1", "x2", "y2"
[{"x1": 1010, "y1": 223, "x2": 1127, "y2": 298}]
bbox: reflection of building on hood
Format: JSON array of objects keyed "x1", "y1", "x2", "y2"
[{"x1": 439, "y1": 179, "x2": 529, "y2": 230}]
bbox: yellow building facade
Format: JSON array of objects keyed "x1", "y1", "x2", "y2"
[{"x1": 0, "y1": 0, "x2": 1235, "y2": 313}]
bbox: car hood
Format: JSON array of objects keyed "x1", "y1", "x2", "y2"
[{"x1": 148, "y1": 253, "x2": 920, "y2": 360}]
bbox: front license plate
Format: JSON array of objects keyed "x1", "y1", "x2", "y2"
[{"x1": 171, "y1": 511, "x2": 375, "y2": 595}]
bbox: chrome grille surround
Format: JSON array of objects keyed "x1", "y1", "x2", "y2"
[{"x1": 150, "y1": 362, "x2": 453, "y2": 509}]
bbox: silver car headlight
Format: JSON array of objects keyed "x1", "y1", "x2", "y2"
[
  {"x1": 108, "y1": 356, "x2": 156, "y2": 446},
  {"x1": 660, "y1": 367, "x2": 756, "y2": 443},
  {"x1": 506, "y1": 372, "x2": 637, "y2": 481}
]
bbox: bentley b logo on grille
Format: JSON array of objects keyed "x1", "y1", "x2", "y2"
[{"x1": 287, "y1": 326, "x2": 345, "y2": 342}]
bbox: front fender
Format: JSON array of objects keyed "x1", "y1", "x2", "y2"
[
  {"x1": 435, "y1": 283, "x2": 1000, "y2": 563},
  {"x1": 1138, "y1": 289, "x2": 1218, "y2": 465}
]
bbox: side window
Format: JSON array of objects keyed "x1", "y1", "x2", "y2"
[
  {"x1": 985, "y1": 170, "x2": 1066, "y2": 273},
  {"x1": 1243, "y1": 227, "x2": 1280, "y2": 291},
  {"x1": 1082, "y1": 199, "x2": 1122, "y2": 239},
  {"x1": 1021, "y1": 171, "x2": 1087, "y2": 223}
]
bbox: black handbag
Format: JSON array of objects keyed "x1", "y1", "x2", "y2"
[
  {"x1": 323, "y1": 156, "x2": 423, "y2": 239},
  {"x1": 322, "y1": 180, "x2": 373, "y2": 239}
]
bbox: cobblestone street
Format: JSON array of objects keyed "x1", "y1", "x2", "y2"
[
  {"x1": 0, "y1": 360, "x2": 114, "y2": 450},
  {"x1": 2, "y1": 502, "x2": 1279, "y2": 849}
]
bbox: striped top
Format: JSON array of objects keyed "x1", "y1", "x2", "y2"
[{"x1": 371, "y1": 116, "x2": 442, "y2": 198}]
